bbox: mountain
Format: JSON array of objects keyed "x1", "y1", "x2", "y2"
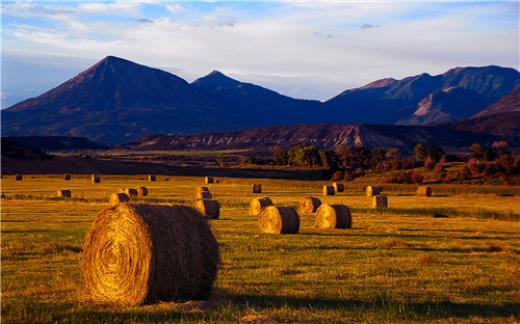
[
  {"x1": 472, "y1": 87, "x2": 520, "y2": 118},
  {"x1": 325, "y1": 66, "x2": 520, "y2": 125},
  {"x1": 123, "y1": 123, "x2": 499, "y2": 151}
]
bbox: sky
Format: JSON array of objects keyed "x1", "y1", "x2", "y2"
[{"x1": 1, "y1": 0, "x2": 519, "y2": 107}]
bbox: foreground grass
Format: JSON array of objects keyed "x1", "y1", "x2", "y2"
[{"x1": 1, "y1": 175, "x2": 520, "y2": 323}]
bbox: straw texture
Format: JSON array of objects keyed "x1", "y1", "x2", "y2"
[
  {"x1": 249, "y1": 197, "x2": 273, "y2": 216},
  {"x1": 259, "y1": 206, "x2": 300, "y2": 234},
  {"x1": 315, "y1": 204, "x2": 352, "y2": 229}
]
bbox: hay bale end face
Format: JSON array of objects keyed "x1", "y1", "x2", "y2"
[
  {"x1": 15, "y1": 174, "x2": 23, "y2": 181},
  {"x1": 120, "y1": 188, "x2": 138, "y2": 197},
  {"x1": 259, "y1": 206, "x2": 300, "y2": 234},
  {"x1": 315, "y1": 204, "x2": 352, "y2": 229},
  {"x1": 109, "y1": 192, "x2": 130, "y2": 206},
  {"x1": 148, "y1": 175, "x2": 156, "y2": 182},
  {"x1": 82, "y1": 204, "x2": 220, "y2": 305},
  {"x1": 64, "y1": 174, "x2": 72, "y2": 180},
  {"x1": 91, "y1": 174, "x2": 101, "y2": 184},
  {"x1": 372, "y1": 195, "x2": 389, "y2": 208},
  {"x1": 195, "y1": 199, "x2": 220, "y2": 219},
  {"x1": 299, "y1": 196, "x2": 322, "y2": 214},
  {"x1": 56, "y1": 189, "x2": 72, "y2": 198},
  {"x1": 137, "y1": 186, "x2": 148, "y2": 197},
  {"x1": 249, "y1": 197, "x2": 273, "y2": 216},
  {"x1": 417, "y1": 186, "x2": 432, "y2": 197},
  {"x1": 366, "y1": 186, "x2": 381, "y2": 197},
  {"x1": 332, "y1": 182, "x2": 345, "y2": 193},
  {"x1": 323, "y1": 185, "x2": 335, "y2": 196},
  {"x1": 251, "y1": 184, "x2": 262, "y2": 194}
]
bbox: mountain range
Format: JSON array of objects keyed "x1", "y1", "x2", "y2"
[{"x1": 2, "y1": 55, "x2": 519, "y2": 145}]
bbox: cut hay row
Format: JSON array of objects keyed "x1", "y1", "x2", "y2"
[
  {"x1": 259, "y1": 206, "x2": 300, "y2": 234},
  {"x1": 323, "y1": 185, "x2": 335, "y2": 196},
  {"x1": 298, "y1": 196, "x2": 321, "y2": 214},
  {"x1": 195, "y1": 199, "x2": 220, "y2": 219},
  {"x1": 82, "y1": 204, "x2": 220, "y2": 305},
  {"x1": 249, "y1": 197, "x2": 273, "y2": 216},
  {"x1": 372, "y1": 195, "x2": 389, "y2": 208},
  {"x1": 56, "y1": 189, "x2": 72, "y2": 198},
  {"x1": 315, "y1": 204, "x2": 352, "y2": 229},
  {"x1": 252, "y1": 183, "x2": 262, "y2": 194}
]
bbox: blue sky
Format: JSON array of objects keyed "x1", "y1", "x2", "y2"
[{"x1": 1, "y1": 1, "x2": 519, "y2": 107}]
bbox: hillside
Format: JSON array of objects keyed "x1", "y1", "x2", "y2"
[{"x1": 2, "y1": 136, "x2": 105, "y2": 151}]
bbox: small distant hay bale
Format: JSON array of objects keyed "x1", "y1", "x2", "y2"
[
  {"x1": 195, "y1": 187, "x2": 212, "y2": 200},
  {"x1": 82, "y1": 204, "x2": 220, "y2": 305},
  {"x1": 259, "y1": 206, "x2": 300, "y2": 234},
  {"x1": 417, "y1": 186, "x2": 432, "y2": 197},
  {"x1": 322, "y1": 185, "x2": 335, "y2": 196},
  {"x1": 249, "y1": 197, "x2": 273, "y2": 216},
  {"x1": 366, "y1": 186, "x2": 381, "y2": 197},
  {"x1": 120, "y1": 188, "x2": 138, "y2": 197},
  {"x1": 195, "y1": 199, "x2": 220, "y2": 219},
  {"x1": 148, "y1": 175, "x2": 156, "y2": 182},
  {"x1": 15, "y1": 174, "x2": 23, "y2": 181},
  {"x1": 91, "y1": 174, "x2": 101, "y2": 184},
  {"x1": 372, "y1": 195, "x2": 388, "y2": 208},
  {"x1": 332, "y1": 182, "x2": 345, "y2": 193},
  {"x1": 205, "y1": 176, "x2": 214, "y2": 184},
  {"x1": 315, "y1": 204, "x2": 352, "y2": 229},
  {"x1": 109, "y1": 192, "x2": 130, "y2": 206},
  {"x1": 298, "y1": 196, "x2": 322, "y2": 214},
  {"x1": 56, "y1": 189, "x2": 72, "y2": 198},
  {"x1": 251, "y1": 184, "x2": 262, "y2": 194},
  {"x1": 1, "y1": 193, "x2": 6, "y2": 199},
  {"x1": 137, "y1": 186, "x2": 148, "y2": 197},
  {"x1": 64, "y1": 174, "x2": 72, "y2": 180}
]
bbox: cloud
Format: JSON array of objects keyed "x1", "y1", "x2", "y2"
[
  {"x1": 77, "y1": 2, "x2": 139, "y2": 14},
  {"x1": 165, "y1": 3, "x2": 183, "y2": 14},
  {"x1": 360, "y1": 23, "x2": 380, "y2": 30}
]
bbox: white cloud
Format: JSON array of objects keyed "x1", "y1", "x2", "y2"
[{"x1": 165, "y1": 3, "x2": 183, "y2": 14}]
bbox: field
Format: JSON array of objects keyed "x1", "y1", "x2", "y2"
[{"x1": 1, "y1": 174, "x2": 520, "y2": 323}]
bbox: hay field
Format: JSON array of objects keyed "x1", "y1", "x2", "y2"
[{"x1": 1, "y1": 175, "x2": 520, "y2": 323}]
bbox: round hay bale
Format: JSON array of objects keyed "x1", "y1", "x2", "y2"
[
  {"x1": 82, "y1": 204, "x2": 220, "y2": 305},
  {"x1": 195, "y1": 199, "x2": 220, "y2": 219},
  {"x1": 366, "y1": 186, "x2": 381, "y2": 197},
  {"x1": 251, "y1": 184, "x2": 262, "y2": 194},
  {"x1": 91, "y1": 174, "x2": 101, "y2": 184},
  {"x1": 148, "y1": 175, "x2": 157, "y2": 182},
  {"x1": 137, "y1": 186, "x2": 148, "y2": 197},
  {"x1": 299, "y1": 196, "x2": 322, "y2": 214},
  {"x1": 15, "y1": 174, "x2": 23, "y2": 181},
  {"x1": 56, "y1": 189, "x2": 72, "y2": 198},
  {"x1": 417, "y1": 186, "x2": 432, "y2": 197},
  {"x1": 120, "y1": 188, "x2": 138, "y2": 197},
  {"x1": 322, "y1": 185, "x2": 335, "y2": 196},
  {"x1": 109, "y1": 192, "x2": 130, "y2": 206},
  {"x1": 315, "y1": 204, "x2": 352, "y2": 229},
  {"x1": 372, "y1": 195, "x2": 388, "y2": 208},
  {"x1": 64, "y1": 174, "x2": 72, "y2": 180},
  {"x1": 259, "y1": 206, "x2": 300, "y2": 234},
  {"x1": 205, "y1": 176, "x2": 214, "y2": 184},
  {"x1": 249, "y1": 197, "x2": 273, "y2": 216},
  {"x1": 332, "y1": 182, "x2": 345, "y2": 193},
  {"x1": 195, "y1": 187, "x2": 212, "y2": 199},
  {"x1": 1, "y1": 193, "x2": 6, "y2": 199}
]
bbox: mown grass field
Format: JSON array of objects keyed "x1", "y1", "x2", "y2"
[{"x1": 1, "y1": 174, "x2": 520, "y2": 323}]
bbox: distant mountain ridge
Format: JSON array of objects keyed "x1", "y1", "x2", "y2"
[{"x1": 2, "y1": 55, "x2": 519, "y2": 145}]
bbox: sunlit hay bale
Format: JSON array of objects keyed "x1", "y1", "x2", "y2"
[
  {"x1": 195, "y1": 199, "x2": 220, "y2": 219},
  {"x1": 15, "y1": 174, "x2": 23, "y2": 181},
  {"x1": 56, "y1": 189, "x2": 72, "y2": 198},
  {"x1": 366, "y1": 186, "x2": 381, "y2": 197},
  {"x1": 195, "y1": 187, "x2": 212, "y2": 200},
  {"x1": 332, "y1": 182, "x2": 345, "y2": 193},
  {"x1": 417, "y1": 185, "x2": 432, "y2": 197},
  {"x1": 148, "y1": 175, "x2": 156, "y2": 182},
  {"x1": 251, "y1": 183, "x2": 262, "y2": 194},
  {"x1": 109, "y1": 192, "x2": 130, "y2": 206},
  {"x1": 259, "y1": 206, "x2": 300, "y2": 234},
  {"x1": 298, "y1": 196, "x2": 322, "y2": 214},
  {"x1": 64, "y1": 174, "x2": 72, "y2": 180},
  {"x1": 249, "y1": 197, "x2": 273, "y2": 216},
  {"x1": 322, "y1": 185, "x2": 335, "y2": 196},
  {"x1": 315, "y1": 204, "x2": 352, "y2": 229},
  {"x1": 82, "y1": 204, "x2": 220, "y2": 305},
  {"x1": 372, "y1": 195, "x2": 389, "y2": 208},
  {"x1": 91, "y1": 174, "x2": 101, "y2": 184},
  {"x1": 205, "y1": 176, "x2": 214, "y2": 184},
  {"x1": 120, "y1": 188, "x2": 138, "y2": 198},
  {"x1": 137, "y1": 186, "x2": 148, "y2": 197}
]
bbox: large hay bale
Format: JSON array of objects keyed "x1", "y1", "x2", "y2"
[
  {"x1": 332, "y1": 182, "x2": 345, "y2": 193},
  {"x1": 417, "y1": 186, "x2": 432, "y2": 197},
  {"x1": 137, "y1": 186, "x2": 148, "y2": 197},
  {"x1": 372, "y1": 195, "x2": 389, "y2": 208},
  {"x1": 205, "y1": 176, "x2": 214, "y2": 184},
  {"x1": 249, "y1": 197, "x2": 273, "y2": 216},
  {"x1": 259, "y1": 206, "x2": 300, "y2": 234},
  {"x1": 148, "y1": 175, "x2": 156, "y2": 182},
  {"x1": 64, "y1": 174, "x2": 72, "y2": 180},
  {"x1": 195, "y1": 187, "x2": 212, "y2": 200},
  {"x1": 315, "y1": 204, "x2": 352, "y2": 229},
  {"x1": 82, "y1": 204, "x2": 220, "y2": 305},
  {"x1": 56, "y1": 189, "x2": 72, "y2": 198},
  {"x1": 15, "y1": 174, "x2": 23, "y2": 181},
  {"x1": 323, "y1": 185, "x2": 335, "y2": 196},
  {"x1": 366, "y1": 186, "x2": 381, "y2": 197},
  {"x1": 109, "y1": 192, "x2": 130, "y2": 206},
  {"x1": 251, "y1": 184, "x2": 262, "y2": 194},
  {"x1": 91, "y1": 174, "x2": 101, "y2": 184},
  {"x1": 195, "y1": 199, "x2": 220, "y2": 219},
  {"x1": 120, "y1": 188, "x2": 138, "y2": 197},
  {"x1": 298, "y1": 196, "x2": 322, "y2": 214}
]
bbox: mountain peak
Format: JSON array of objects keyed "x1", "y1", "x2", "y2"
[
  {"x1": 361, "y1": 78, "x2": 397, "y2": 89},
  {"x1": 193, "y1": 70, "x2": 240, "y2": 87}
]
